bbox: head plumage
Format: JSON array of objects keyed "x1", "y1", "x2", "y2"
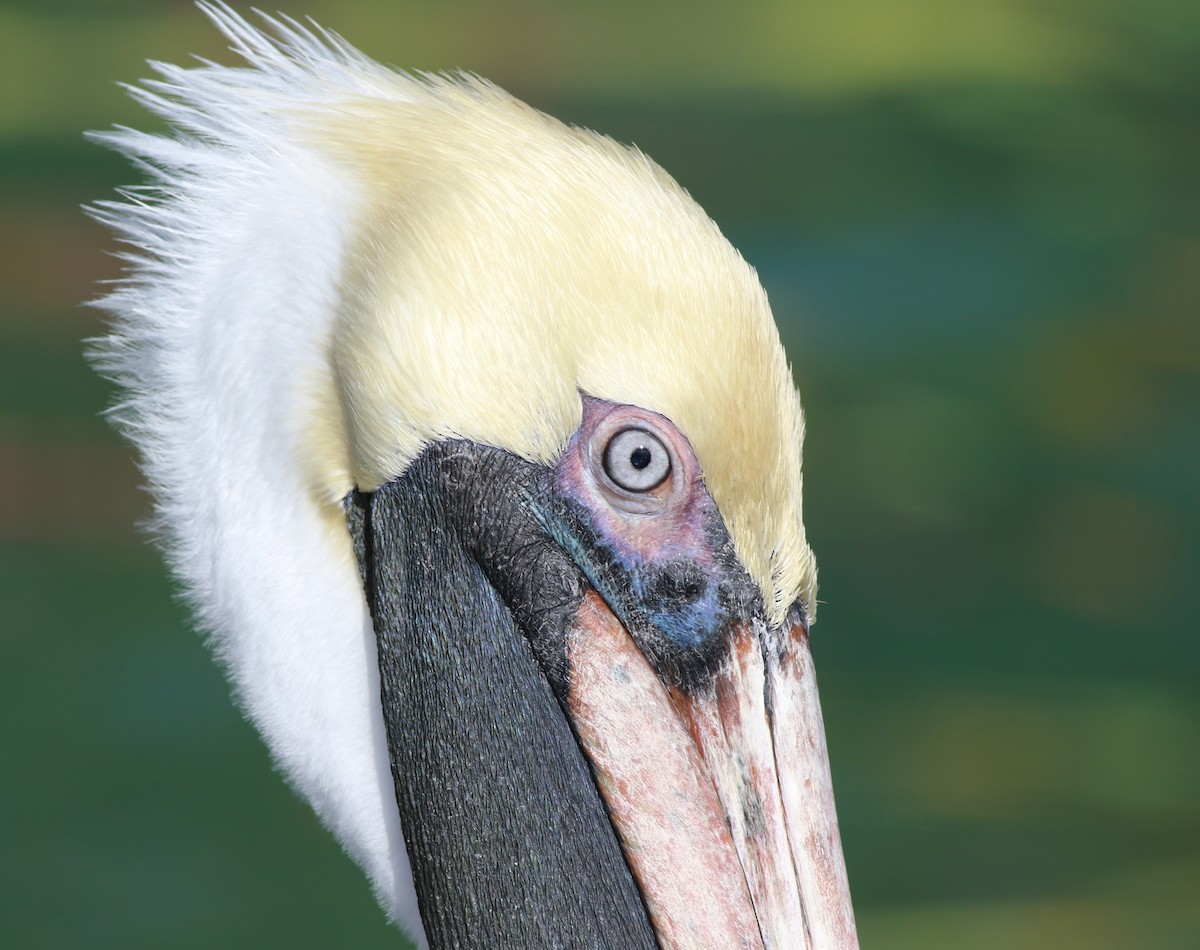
[{"x1": 311, "y1": 77, "x2": 816, "y2": 624}]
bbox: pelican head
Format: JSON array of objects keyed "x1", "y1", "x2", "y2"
[{"x1": 90, "y1": 3, "x2": 856, "y2": 947}]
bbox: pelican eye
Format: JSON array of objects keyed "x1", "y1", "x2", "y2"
[{"x1": 603, "y1": 428, "x2": 671, "y2": 492}]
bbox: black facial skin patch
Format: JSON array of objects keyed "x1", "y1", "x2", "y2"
[{"x1": 527, "y1": 489, "x2": 762, "y2": 691}]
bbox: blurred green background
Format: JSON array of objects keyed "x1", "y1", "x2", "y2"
[{"x1": 2, "y1": 0, "x2": 1197, "y2": 947}]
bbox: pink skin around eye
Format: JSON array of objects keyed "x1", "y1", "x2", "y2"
[{"x1": 553, "y1": 396, "x2": 721, "y2": 569}]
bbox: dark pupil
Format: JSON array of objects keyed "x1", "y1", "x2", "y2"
[{"x1": 629, "y1": 446, "x2": 652, "y2": 470}]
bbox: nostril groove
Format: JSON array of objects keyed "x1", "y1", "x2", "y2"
[{"x1": 652, "y1": 561, "x2": 708, "y2": 604}]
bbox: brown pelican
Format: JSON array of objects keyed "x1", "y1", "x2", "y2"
[{"x1": 89, "y1": 3, "x2": 857, "y2": 947}]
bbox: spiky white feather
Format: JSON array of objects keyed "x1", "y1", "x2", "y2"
[
  {"x1": 89, "y1": 3, "x2": 426, "y2": 941},
  {"x1": 89, "y1": 3, "x2": 815, "y2": 941}
]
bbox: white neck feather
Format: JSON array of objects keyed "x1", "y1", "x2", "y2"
[{"x1": 89, "y1": 4, "x2": 425, "y2": 943}]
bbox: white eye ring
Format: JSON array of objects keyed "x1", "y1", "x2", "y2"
[{"x1": 602, "y1": 428, "x2": 671, "y2": 493}]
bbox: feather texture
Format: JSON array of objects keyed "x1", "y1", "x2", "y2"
[{"x1": 89, "y1": 3, "x2": 815, "y2": 941}]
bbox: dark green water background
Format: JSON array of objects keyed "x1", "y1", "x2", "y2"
[{"x1": 2, "y1": 2, "x2": 1197, "y2": 947}]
